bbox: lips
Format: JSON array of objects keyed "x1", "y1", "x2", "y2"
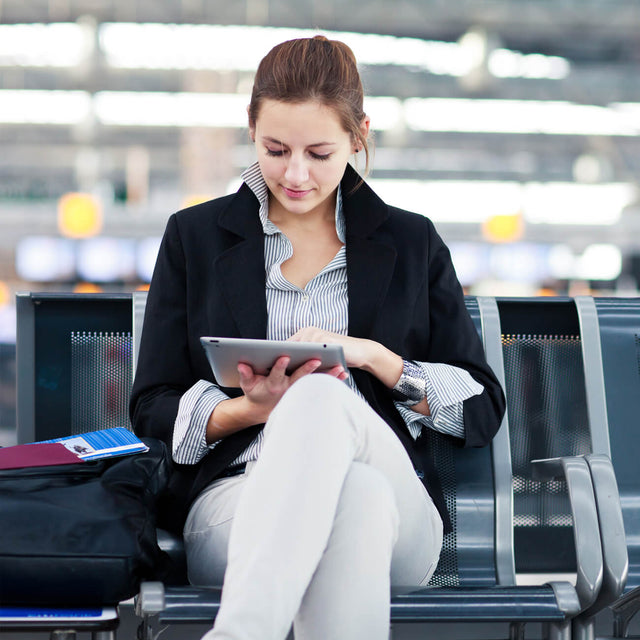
[{"x1": 281, "y1": 186, "x2": 312, "y2": 199}]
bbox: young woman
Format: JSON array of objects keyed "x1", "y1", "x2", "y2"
[{"x1": 130, "y1": 35, "x2": 505, "y2": 640}]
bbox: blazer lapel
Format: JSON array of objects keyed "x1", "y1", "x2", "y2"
[
  {"x1": 212, "y1": 184, "x2": 268, "y2": 339},
  {"x1": 342, "y1": 166, "x2": 397, "y2": 339}
]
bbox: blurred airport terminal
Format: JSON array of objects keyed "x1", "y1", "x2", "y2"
[{"x1": 1, "y1": 0, "x2": 640, "y2": 442}]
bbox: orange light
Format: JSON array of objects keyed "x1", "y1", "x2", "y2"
[
  {"x1": 58, "y1": 193, "x2": 103, "y2": 238},
  {"x1": 181, "y1": 194, "x2": 213, "y2": 209},
  {"x1": 73, "y1": 282, "x2": 103, "y2": 293},
  {"x1": 482, "y1": 213, "x2": 524, "y2": 243},
  {"x1": 0, "y1": 281, "x2": 9, "y2": 307}
]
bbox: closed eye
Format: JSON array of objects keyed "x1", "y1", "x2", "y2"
[{"x1": 265, "y1": 148, "x2": 331, "y2": 161}]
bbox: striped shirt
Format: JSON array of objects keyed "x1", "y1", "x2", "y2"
[{"x1": 173, "y1": 163, "x2": 483, "y2": 465}]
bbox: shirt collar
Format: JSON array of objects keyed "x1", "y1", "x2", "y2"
[{"x1": 240, "y1": 161, "x2": 345, "y2": 243}]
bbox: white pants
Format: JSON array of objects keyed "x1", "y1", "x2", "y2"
[{"x1": 184, "y1": 374, "x2": 443, "y2": 640}]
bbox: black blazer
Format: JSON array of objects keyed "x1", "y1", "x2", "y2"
[{"x1": 130, "y1": 165, "x2": 506, "y2": 533}]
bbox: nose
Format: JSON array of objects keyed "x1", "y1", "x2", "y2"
[{"x1": 284, "y1": 154, "x2": 309, "y2": 185}]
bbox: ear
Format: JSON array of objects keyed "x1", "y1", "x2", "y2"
[
  {"x1": 360, "y1": 115, "x2": 371, "y2": 138},
  {"x1": 355, "y1": 115, "x2": 371, "y2": 152}
]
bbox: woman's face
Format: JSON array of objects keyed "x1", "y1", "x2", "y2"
[{"x1": 250, "y1": 99, "x2": 367, "y2": 220}]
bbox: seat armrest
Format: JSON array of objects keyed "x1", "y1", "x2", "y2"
[
  {"x1": 531, "y1": 456, "x2": 603, "y2": 611},
  {"x1": 566, "y1": 454, "x2": 629, "y2": 639},
  {"x1": 135, "y1": 581, "x2": 166, "y2": 617},
  {"x1": 583, "y1": 454, "x2": 628, "y2": 612}
]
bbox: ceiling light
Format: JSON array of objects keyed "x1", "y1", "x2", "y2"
[
  {"x1": 404, "y1": 98, "x2": 640, "y2": 136},
  {"x1": 0, "y1": 90, "x2": 91, "y2": 124},
  {"x1": 99, "y1": 23, "x2": 570, "y2": 80},
  {"x1": 367, "y1": 179, "x2": 634, "y2": 225},
  {"x1": 0, "y1": 23, "x2": 91, "y2": 67},
  {"x1": 93, "y1": 92, "x2": 250, "y2": 127}
]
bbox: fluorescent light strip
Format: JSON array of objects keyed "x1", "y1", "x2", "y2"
[
  {"x1": 0, "y1": 21, "x2": 574, "y2": 80},
  {"x1": 489, "y1": 49, "x2": 569, "y2": 80},
  {"x1": 92, "y1": 92, "x2": 403, "y2": 130},
  {"x1": 404, "y1": 98, "x2": 640, "y2": 136},
  {"x1": 2, "y1": 90, "x2": 640, "y2": 139},
  {"x1": 93, "y1": 92, "x2": 250, "y2": 127},
  {"x1": 368, "y1": 179, "x2": 636, "y2": 225},
  {"x1": 368, "y1": 180, "x2": 522, "y2": 223},
  {"x1": 0, "y1": 23, "x2": 91, "y2": 67},
  {"x1": 0, "y1": 90, "x2": 91, "y2": 124},
  {"x1": 98, "y1": 23, "x2": 569, "y2": 80}
]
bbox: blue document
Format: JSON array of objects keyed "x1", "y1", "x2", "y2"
[{"x1": 41, "y1": 427, "x2": 148, "y2": 461}]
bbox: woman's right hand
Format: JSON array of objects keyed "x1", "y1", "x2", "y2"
[
  {"x1": 238, "y1": 355, "x2": 345, "y2": 424},
  {"x1": 206, "y1": 356, "x2": 346, "y2": 443}
]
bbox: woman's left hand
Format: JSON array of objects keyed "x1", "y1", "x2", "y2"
[{"x1": 288, "y1": 327, "x2": 404, "y2": 389}]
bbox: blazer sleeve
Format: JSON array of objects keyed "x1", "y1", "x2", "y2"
[
  {"x1": 423, "y1": 220, "x2": 506, "y2": 448},
  {"x1": 129, "y1": 213, "x2": 198, "y2": 448}
]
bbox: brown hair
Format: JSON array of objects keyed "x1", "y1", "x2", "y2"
[{"x1": 248, "y1": 36, "x2": 371, "y2": 175}]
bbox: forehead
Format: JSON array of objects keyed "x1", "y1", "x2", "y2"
[{"x1": 254, "y1": 99, "x2": 349, "y2": 141}]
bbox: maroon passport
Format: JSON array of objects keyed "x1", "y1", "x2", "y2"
[{"x1": 0, "y1": 442, "x2": 83, "y2": 470}]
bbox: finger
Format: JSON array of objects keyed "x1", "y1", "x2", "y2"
[
  {"x1": 237, "y1": 362, "x2": 255, "y2": 380},
  {"x1": 268, "y1": 355, "x2": 291, "y2": 377},
  {"x1": 289, "y1": 358, "x2": 322, "y2": 381},
  {"x1": 237, "y1": 362, "x2": 257, "y2": 392},
  {"x1": 326, "y1": 364, "x2": 349, "y2": 380}
]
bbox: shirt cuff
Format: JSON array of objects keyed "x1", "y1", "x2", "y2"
[
  {"x1": 172, "y1": 379, "x2": 230, "y2": 464},
  {"x1": 393, "y1": 360, "x2": 484, "y2": 439}
]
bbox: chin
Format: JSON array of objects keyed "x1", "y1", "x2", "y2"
[{"x1": 279, "y1": 198, "x2": 317, "y2": 215}]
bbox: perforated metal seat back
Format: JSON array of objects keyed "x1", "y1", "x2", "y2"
[
  {"x1": 17, "y1": 293, "x2": 133, "y2": 443},
  {"x1": 595, "y1": 297, "x2": 640, "y2": 590},
  {"x1": 498, "y1": 299, "x2": 592, "y2": 574},
  {"x1": 69, "y1": 330, "x2": 132, "y2": 435},
  {"x1": 426, "y1": 297, "x2": 498, "y2": 587}
]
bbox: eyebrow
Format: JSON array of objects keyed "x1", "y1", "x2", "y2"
[{"x1": 261, "y1": 136, "x2": 336, "y2": 148}]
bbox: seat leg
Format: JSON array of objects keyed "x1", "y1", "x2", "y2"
[
  {"x1": 510, "y1": 622, "x2": 525, "y2": 640},
  {"x1": 50, "y1": 632, "x2": 76, "y2": 640},
  {"x1": 91, "y1": 632, "x2": 116, "y2": 640},
  {"x1": 547, "y1": 620, "x2": 571, "y2": 640},
  {"x1": 571, "y1": 617, "x2": 595, "y2": 640}
]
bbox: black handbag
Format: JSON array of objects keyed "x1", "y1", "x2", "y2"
[{"x1": 0, "y1": 437, "x2": 171, "y2": 606}]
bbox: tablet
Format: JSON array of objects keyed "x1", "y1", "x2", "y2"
[{"x1": 200, "y1": 337, "x2": 347, "y2": 388}]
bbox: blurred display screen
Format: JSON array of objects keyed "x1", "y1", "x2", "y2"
[
  {"x1": 15, "y1": 235, "x2": 162, "y2": 283},
  {"x1": 15, "y1": 236, "x2": 75, "y2": 281},
  {"x1": 76, "y1": 237, "x2": 137, "y2": 282}
]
